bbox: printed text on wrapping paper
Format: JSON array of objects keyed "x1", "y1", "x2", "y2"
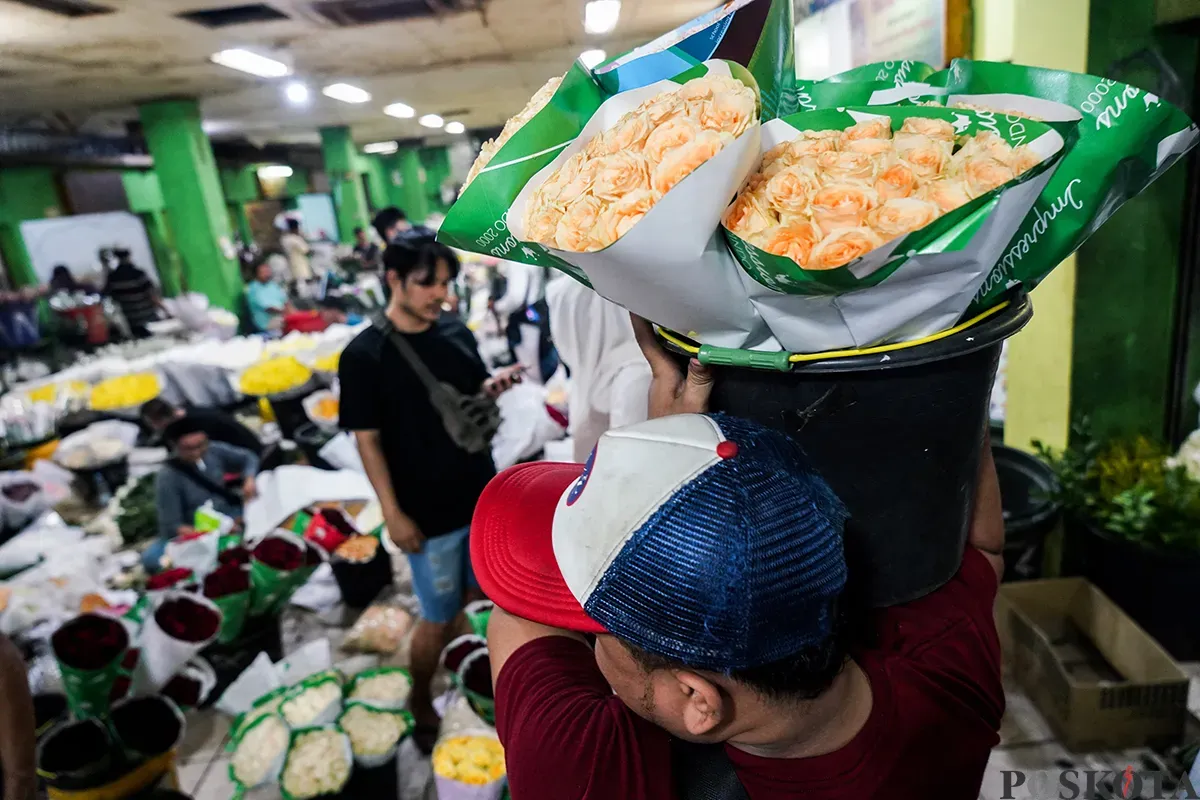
[
  {"x1": 969, "y1": 109, "x2": 1029, "y2": 147},
  {"x1": 476, "y1": 218, "x2": 521, "y2": 258},
  {"x1": 1082, "y1": 77, "x2": 1156, "y2": 130},
  {"x1": 974, "y1": 178, "x2": 1084, "y2": 301}
]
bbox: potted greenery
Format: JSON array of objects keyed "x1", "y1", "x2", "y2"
[{"x1": 1037, "y1": 424, "x2": 1200, "y2": 659}]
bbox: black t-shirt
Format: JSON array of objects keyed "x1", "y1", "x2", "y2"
[
  {"x1": 184, "y1": 408, "x2": 262, "y2": 455},
  {"x1": 104, "y1": 263, "x2": 158, "y2": 330},
  {"x1": 338, "y1": 318, "x2": 496, "y2": 537}
]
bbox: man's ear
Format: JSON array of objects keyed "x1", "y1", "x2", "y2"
[{"x1": 674, "y1": 671, "x2": 726, "y2": 738}]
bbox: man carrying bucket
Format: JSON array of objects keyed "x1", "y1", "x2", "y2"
[{"x1": 472, "y1": 320, "x2": 1006, "y2": 799}]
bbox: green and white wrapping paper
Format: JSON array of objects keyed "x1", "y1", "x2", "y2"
[
  {"x1": 338, "y1": 701, "x2": 414, "y2": 768},
  {"x1": 725, "y1": 105, "x2": 1066, "y2": 351},
  {"x1": 508, "y1": 60, "x2": 770, "y2": 348}
]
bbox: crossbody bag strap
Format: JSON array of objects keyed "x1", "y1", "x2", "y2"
[
  {"x1": 671, "y1": 739, "x2": 750, "y2": 800},
  {"x1": 371, "y1": 313, "x2": 451, "y2": 402}
]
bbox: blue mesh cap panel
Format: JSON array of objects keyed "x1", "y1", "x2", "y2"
[{"x1": 584, "y1": 414, "x2": 848, "y2": 672}]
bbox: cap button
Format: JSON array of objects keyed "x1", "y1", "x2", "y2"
[{"x1": 716, "y1": 440, "x2": 739, "y2": 459}]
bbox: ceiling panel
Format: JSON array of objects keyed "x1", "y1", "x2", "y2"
[{"x1": 0, "y1": 0, "x2": 722, "y2": 143}]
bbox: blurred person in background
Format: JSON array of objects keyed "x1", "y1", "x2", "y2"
[
  {"x1": 246, "y1": 259, "x2": 291, "y2": 333},
  {"x1": 317, "y1": 295, "x2": 363, "y2": 327},
  {"x1": 372, "y1": 206, "x2": 411, "y2": 245},
  {"x1": 103, "y1": 248, "x2": 161, "y2": 338},
  {"x1": 149, "y1": 418, "x2": 259, "y2": 571},
  {"x1": 49, "y1": 265, "x2": 92, "y2": 295},
  {"x1": 0, "y1": 632, "x2": 34, "y2": 800},
  {"x1": 141, "y1": 397, "x2": 262, "y2": 456},
  {"x1": 280, "y1": 218, "x2": 313, "y2": 284},
  {"x1": 339, "y1": 229, "x2": 521, "y2": 752},
  {"x1": 352, "y1": 226, "x2": 381, "y2": 271},
  {"x1": 492, "y1": 261, "x2": 557, "y2": 383},
  {"x1": 547, "y1": 279, "x2": 652, "y2": 462}
]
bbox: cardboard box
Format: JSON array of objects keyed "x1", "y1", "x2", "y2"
[{"x1": 996, "y1": 578, "x2": 1189, "y2": 752}]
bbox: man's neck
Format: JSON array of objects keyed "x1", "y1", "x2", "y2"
[
  {"x1": 726, "y1": 659, "x2": 873, "y2": 760},
  {"x1": 386, "y1": 302, "x2": 433, "y2": 334}
]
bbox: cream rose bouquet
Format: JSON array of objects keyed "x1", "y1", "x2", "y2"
[
  {"x1": 721, "y1": 105, "x2": 1066, "y2": 352},
  {"x1": 508, "y1": 60, "x2": 769, "y2": 347}
]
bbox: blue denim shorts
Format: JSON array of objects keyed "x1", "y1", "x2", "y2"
[{"x1": 407, "y1": 525, "x2": 478, "y2": 624}]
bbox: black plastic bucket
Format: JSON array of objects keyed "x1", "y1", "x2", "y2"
[
  {"x1": 1062, "y1": 518, "x2": 1200, "y2": 660},
  {"x1": 679, "y1": 294, "x2": 1032, "y2": 607},
  {"x1": 36, "y1": 717, "x2": 116, "y2": 791},
  {"x1": 33, "y1": 693, "x2": 69, "y2": 739},
  {"x1": 331, "y1": 542, "x2": 393, "y2": 609},
  {"x1": 992, "y1": 443, "x2": 1060, "y2": 582},
  {"x1": 294, "y1": 422, "x2": 336, "y2": 470},
  {"x1": 266, "y1": 380, "x2": 320, "y2": 441}
]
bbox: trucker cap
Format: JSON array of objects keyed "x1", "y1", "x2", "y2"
[{"x1": 470, "y1": 413, "x2": 848, "y2": 672}]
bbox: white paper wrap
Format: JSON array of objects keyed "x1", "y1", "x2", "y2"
[
  {"x1": 739, "y1": 113, "x2": 1065, "y2": 352},
  {"x1": 130, "y1": 590, "x2": 222, "y2": 695},
  {"x1": 509, "y1": 60, "x2": 772, "y2": 350}
]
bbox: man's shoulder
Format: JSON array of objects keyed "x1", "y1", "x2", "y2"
[{"x1": 342, "y1": 325, "x2": 384, "y2": 360}]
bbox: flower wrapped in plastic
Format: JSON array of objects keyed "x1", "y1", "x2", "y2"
[
  {"x1": 228, "y1": 713, "x2": 289, "y2": 790},
  {"x1": 279, "y1": 726, "x2": 353, "y2": 800},
  {"x1": 280, "y1": 675, "x2": 343, "y2": 727},
  {"x1": 338, "y1": 702, "x2": 413, "y2": 767},
  {"x1": 433, "y1": 734, "x2": 507, "y2": 800},
  {"x1": 346, "y1": 667, "x2": 412, "y2": 710}
]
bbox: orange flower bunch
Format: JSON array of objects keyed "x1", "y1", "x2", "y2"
[
  {"x1": 724, "y1": 116, "x2": 1043, "y2": 271},
  {"x1": 523, "y1": 74, "x2": 757, "y2": 253}
]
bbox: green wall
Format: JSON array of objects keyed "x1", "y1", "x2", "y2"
[
  {"x1": 120, "y1": 170, "x2": 183, "y2": 296},
  {"x1": 1070, "y1": 0, "x2": 1199, "y2": 440},
  {"x1": 420, "y1": 147, "x2": 451, "y2": 215},
  {"x1": 0, "y1": 168, "x2": 64, "y2": 287}
]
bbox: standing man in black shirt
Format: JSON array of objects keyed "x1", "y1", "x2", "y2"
[
  {"x1": 104, "y1": 248, "x2": 162, "y2": 338},
  {"x1": 338, "y1": 230, "x2": 520, "y2": 749}
]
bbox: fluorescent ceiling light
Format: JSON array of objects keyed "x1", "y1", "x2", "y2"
[
  {"x1": 363, "y1": 141, "x2": 399, "y2": 154},
  {"x1": 419, "y1": 114, "x2": 444, "y2": 129},
  {"x1": 584, "y1": 0, "x2": 620, "y2": 34},
  {"x1": 210, "y1": 48, "x2": 290, "y2": 78},
  {"x1": 580, "y1": 49, "x2": 607, "y2": 69},
  {"x1": 444, "y1": 121, "x2": 466, "y2": 135},
  {"x1": 322, "y1": 83, "x2": 371, "y2": 104},
  {"x1": 257, "y1": 165, "x2": 293, "y2": 179},
  {"x1": 384, "y1": 102, "x2": 415, "y2": 119},
  {"x1": 284, "y1": 81, "x2": 309, "y2": 105}
]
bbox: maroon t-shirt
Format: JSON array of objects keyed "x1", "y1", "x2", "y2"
[{"x1": 495, "y1": 548, "x2": 1004, "y2": 799}]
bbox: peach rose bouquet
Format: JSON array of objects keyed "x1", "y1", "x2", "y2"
[
  {"x1": 721, "y1": 105, "x2": 1067, "y2": 352},
  {"x1": 507, "y1": 60, "x2": 771, "y2": 348}
]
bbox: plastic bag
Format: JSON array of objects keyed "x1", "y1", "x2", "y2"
[{"x1": 341, "y1": 604, "x2": 415, "y2": 655}]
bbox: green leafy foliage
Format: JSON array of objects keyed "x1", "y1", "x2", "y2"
[
  {"x1": 1034, "y1": 422, "x2": 1200, "y2": 553},
  {"x1": 114, "y1": 474, "x2": 158, "y2": 547}
]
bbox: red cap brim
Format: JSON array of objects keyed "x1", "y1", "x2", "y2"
[{"x1": 470, "y1": 462, "x2": 605, "y2": 634}]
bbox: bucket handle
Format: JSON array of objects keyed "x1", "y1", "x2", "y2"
[{"x1": 660, "y1": 301, "x2": 1013, "y2": 371}]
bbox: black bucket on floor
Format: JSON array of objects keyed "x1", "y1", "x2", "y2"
[
  {"x1": 294, "y1": 422, "x2": 336, "y2": 470},
  {"x1": 344, "y1": 756, "x2": 399, "y2": 799},
  {"x1": 331, "y1": 543, "x2": 393, "y2": 609},
  {"x1": 200, "y1": 614, "x2": 283, "y2": 701},
  {"x1": 992, "y1": 443, "x2": 1060, "y2": 582},
  {"x1": 674, "y1": 293, "x2": 1032, "y2": 607},
  {"x1": 266, "y1": 380, "x2": 320, "y2": 441}
]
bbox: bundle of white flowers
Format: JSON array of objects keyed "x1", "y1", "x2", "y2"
[
  {"x1": 347, "y1": 667, "x2": 412, "y2": 709},
  {"x1": 281, "y1": 677, "x2": 342, "y2": 727},
  {"x1": 229, "y1": 713, "x2": 289, "y2": 789},
  {"x1": 339, "y1": 702, "x2": 413, "y2": 767},
  {"x1": 280, "y1": 726, "x2": 353, "y2": 800}
]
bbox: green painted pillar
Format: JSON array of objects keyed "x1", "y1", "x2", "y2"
[
  {"x1": 229, "y1": 204, "x2": 254, "y2": 245},
  {"x1": 362, "y1": 155, "x2": 391, "y2": 213},
  {"x1": 420, "y1": 147, "x2": 452, "y2": 214},
  {"x1": 121, "y1": 170, "x2": 182, "y2": 296},
  {"x1": 0, "y1": 167, "x2": 65, "y2": 287},
  {"x1": 396, "y1": 148, "x2": 429, "y2": 224},
  {"x1": 139, "y1": 99, "x2": 242, "y2": 310},
  {"x1": 142, "y1": 210, "x2": 184, "y2": 297},
  {"x1": 285, "y1": 169, "x2": 310, "y2": 199},
  {"x1": 320, "y1": 126, "x2": 370, "y2": 243}
]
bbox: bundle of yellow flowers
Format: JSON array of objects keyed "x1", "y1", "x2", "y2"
[
  {"x1": 723, "y1": 116, "x2": 1043, "y2": 270},
  {"x1": 432, "y1": 735, "x2": 506, "y2": 787},
  {"x1": 90, "y1": 373, "x2": 160, "y2": 411},
  {"x1": 522, "y1": 73, "x2": 757, "y2": 253},
  {"x1": 313, "y1": 351, "x2": 341, "y2": 373},
  {"x1": 28, "y1": 380, "x2": 88, "y2": 404},
  {"x1": 239, "y1": 357, "x2": 312, "y2": 396},
  {"x1": 463, "y1": 76, "x2": 563, "y2": 191}
]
